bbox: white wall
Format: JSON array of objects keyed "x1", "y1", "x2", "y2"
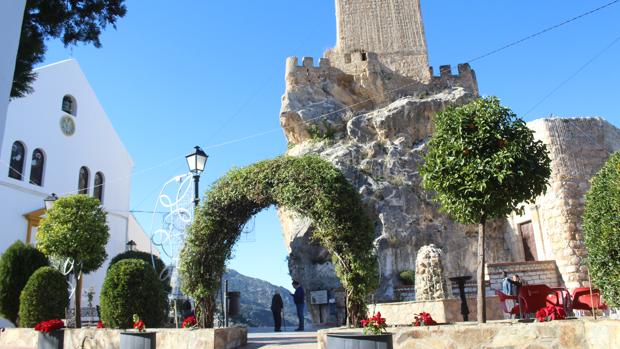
[
  {"x1": 0, "y1": 0, "x2": 26, "y2": 154},
  {"x1": 0, "y1": 59, "x2": 138, "y2": 312}
]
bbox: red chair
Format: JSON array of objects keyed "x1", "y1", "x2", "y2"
[
  {"x1": 572, "y1": 287, "x2": 608, "y2": 311},
  {"x1": 548, "y1": 287, "x2": 571, "y2": 311},
  {"x1": 495, "y1": 290, "x2": 520, "y2": 316},
  {"x1": 518, "y1": 284, "x2": 557, "y2": 318}
]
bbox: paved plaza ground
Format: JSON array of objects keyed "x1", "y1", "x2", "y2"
[{"x1": 239, "y1": 328, "x2": 318, "y2": 349}]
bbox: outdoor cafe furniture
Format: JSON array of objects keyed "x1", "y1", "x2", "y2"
[
  {"x1": 495, "y1": 290, "x2": 520, "y2": 317},
  {"x1": 571, "y1": 287, "x2": 608, "y2": 311}
]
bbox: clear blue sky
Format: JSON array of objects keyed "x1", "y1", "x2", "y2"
[{"x1": 40, "y1": 0, "x2": 620, "y2": 290}]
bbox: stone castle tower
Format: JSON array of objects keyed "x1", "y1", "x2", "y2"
[{"x1": 334, "y1": 0, "x2": 430, "y2": 81}]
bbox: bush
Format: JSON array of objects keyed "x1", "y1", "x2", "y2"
[
  {"x1": 100, "y1": 259, "x2": 167, "y2": 329},
  {"x1": 0, "y1": 241, "x2": 49, "y2": 325},
  {"x1": 109, "y1": 251, "x2": 171, "y2": 294},
  {"x1": 399, "y1": 270, "x2": 415, "y2": 286},
  {"x1": 18, "y1": 267, "x2": 68, "y2": 327},
  {"x1": 583, "y1": 151, "x2": 620, "y2": 307}
]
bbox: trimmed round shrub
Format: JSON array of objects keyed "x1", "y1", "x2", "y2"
[
  {"x1": 583, "y1": 151, "x2": 620, "y2": 307},
  {"x1": 109, "y1": 251, "x2": 171, "y2": 294},
  {"x1": 100, "y1": 259, "x2": 167, "y2": 328},
  {"x1": 0, "y1": 241, "x2": 49, "y2": 326},
  {"x1": 18, "y1": 266, "x2": 68, "y2": 327},
  {"x1": 399, "y1": 270, "x2": 415, "y2": 286}
]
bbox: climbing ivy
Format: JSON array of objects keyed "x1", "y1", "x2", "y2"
[{"x1": 180, "y1": 155, "x2": 378, "y2": 328}]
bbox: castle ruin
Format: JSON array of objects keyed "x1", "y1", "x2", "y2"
[{"x1": 278, "y1": 0, "x2": 620, "y2": 324}]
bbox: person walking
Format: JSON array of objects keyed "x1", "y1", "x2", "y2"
[
  {"x1": 291, "y1": 281, "x2": 305, "y2": 331},
  {"x1": 271, "y1": 292, "x2": 284, "y2": 332}
]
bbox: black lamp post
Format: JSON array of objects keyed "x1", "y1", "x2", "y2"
[
  {"x1": 185, "y1": 146, "x2": 209, "y2": 207},
  {"x1": 126, "y1": 240, "x2": 137, "y2": 252},
  {"x1": 44, "y1": 193, "x2": 58, "y2": 210}
]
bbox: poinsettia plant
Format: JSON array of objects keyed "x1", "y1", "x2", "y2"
[
  {"x1": 182, "y1": 315, "x2": 197, "y2": 329},
  {"x1": 97, "y1": 321, "x2": 105, "y2": 329},
  {"x1": 34, "y1": 319, "x2": 64, "y2": 333},
  {"x1": 133, "y1": 314, "x2": 145, "y2": 332},
  {"x1": 360, "y1": 312, "x2": 387, "y2": 335},
  {"x1": 535, "y1": 305, "x2": 566, "y2": 322},
  {"x1": 413, "y1": 312, "x2": 437, "y2": 326}
]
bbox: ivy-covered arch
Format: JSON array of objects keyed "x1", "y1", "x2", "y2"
[{"x1": 179, "y1": 155, "x2": 378, "y2": 327}]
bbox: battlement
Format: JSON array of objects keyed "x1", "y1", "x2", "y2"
[{"x1": 429, "y1": 63, "x2": 479, "y2": 95}]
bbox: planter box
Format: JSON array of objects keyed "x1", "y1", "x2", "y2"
[
  {"x1": 38, "y1": 330, "x2": 64, "y2": 349},
  {"x1": 120, "y1": 331, "x2": 156, "y2": 349},
  {"x1": 326, "y1": 332, "x2": 392, "y2": 349}
]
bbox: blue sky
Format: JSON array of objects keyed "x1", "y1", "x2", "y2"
[{"x1": 40, "y1": 0, "x2": 620, "y2": 290}]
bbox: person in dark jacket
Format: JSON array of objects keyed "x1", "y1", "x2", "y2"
[
  {"x1": 271, "y1": 292, "x2": 284, "y2": 332},
  {"x1": 291, "y1": 281, "x2": 305, "y2": 331}
]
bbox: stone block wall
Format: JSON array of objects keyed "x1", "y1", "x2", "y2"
[
  {"x1": 334, "y1": 0, "x2": 429, "y2": 80},
  {"x1": 523, "y1": 118, "x2": 620, "y2": 288},
  {"x1": 372, "y1": 296, "x2": 504, "y2": 325},
  {"x1": 319, "y1": 319, "x2": 620, "y2": 349},
  {"x1": 487, "y1": 261, "x2": 561, "y2": 291},
  {"x1": 0, "y1": 327, "x2": 247, "y2": 349}
]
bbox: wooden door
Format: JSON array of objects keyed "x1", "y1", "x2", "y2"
[{"x1": 519, "y1": 221, "x2": 538, "y2": 261}]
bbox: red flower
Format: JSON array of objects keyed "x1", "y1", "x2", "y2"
[
  {"x1": 34, "y1": 319, "x2": 64, "y2": 333},
  {"x1": 413, "y1": 312, "x2": 437, "y2": 326},
  {"x1": 96, "y1": 321, "x2": 105, "y2": 329},
  {"x1": 536, "y1": 305, "x2": 566, "y2": 322},
  {"x1": 361, "y1": 312, "x2": 387, "y2": 335},
  {"x1": 182, "y1": 316, "x2": 197, "y2": 328},
  {"x1": 133, "y1": 320, "x2": 145, "y2": 332}
]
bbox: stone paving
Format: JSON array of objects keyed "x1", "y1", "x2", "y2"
[{"x1": 239, "y1": 328, "x2": 317, "y2": 349}]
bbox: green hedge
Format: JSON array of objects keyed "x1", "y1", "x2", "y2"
[
  {"x1": 583, "y1": 151, "x2": 620, "y2": 307},
  {"x1": 109, "y1": 250, "x2": 171, "y2": 294},
  {"x1": 0, "y1": 241, "x2": 49, "y2": 326},
  {"x1": 100, "y1": 259, "x2": 167, "y2": 329},
  {"x1": 18, "y1": 267, "x2": 68, "y2": 327},
  {"x1": 399, "y1": 270, "x2": 415, "y2": 286}
]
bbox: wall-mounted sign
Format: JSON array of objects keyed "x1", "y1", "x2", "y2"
[{"x1": 310, "y1": 290, "x2": 328, "y2": 305}]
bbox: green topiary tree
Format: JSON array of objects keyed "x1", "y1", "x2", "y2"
[
  {"x1": 109, "y1": 251, "x2": 171, "y2": 294},
  {"x1": 37, "y1": 195, "x2": 109, "y2": 328},
  {"x1": 399, "y1": 270, "x2": 415, "y2": 286},
  {"x1": 421, "y1": 97, "x2": 551, "y2": 323},
  {"x1": 100, "y1": 259, "x2": 167, "y2": 329},
  {"x1": 0, "y1": 240, "x2": 49, "y2": 326},
  {"x1": 18, "y1": 266, "x2": 68, "y2": 327},
  {"x1": 583, "y1": 151, "x2": 620, "y2": 307},
  {"x1": 180, "y1": 155, "x2": 378, "y2": 328}
]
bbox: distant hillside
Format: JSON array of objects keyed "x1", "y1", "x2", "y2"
[{"x1": 222, "y1": 269, "x2": 312, "y2": 328}]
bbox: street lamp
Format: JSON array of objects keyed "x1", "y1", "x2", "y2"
[
  {"x1": 44, "y1": 193, "x2": 58, "y2": 211},
  {"x1": 185, "y1": 146, "x2": 208, "y2": 207},
  {"x1": 126, "y1": 240, "x2": 137, "y2": 252}
]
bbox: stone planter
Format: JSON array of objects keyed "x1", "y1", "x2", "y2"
[
  {"x1": 326, "y1": 332, "x2": 392, "y2": 349},
  {"x1": 38, "y1": 330, "x2": 64, "y2": 349},
  {"x1": 120, "y1": 331, "x2": 156, "y2": 349}
]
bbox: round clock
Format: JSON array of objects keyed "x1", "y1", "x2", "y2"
[{"x1": 60, "y1": 115, "x2": 76, "y2": 136}]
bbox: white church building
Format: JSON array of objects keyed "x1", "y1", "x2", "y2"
[{"x1": 0, "y1": 59, "x2": 152, "y2": 325}]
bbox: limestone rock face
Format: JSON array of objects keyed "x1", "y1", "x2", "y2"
[
  {"x1": 414, "y1": 244, "x2": 448, "y2": 301},
  {"x1": 278, "y1": 61, "x2": 513, "y2": 302}
]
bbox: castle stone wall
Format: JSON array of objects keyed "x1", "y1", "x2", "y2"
[{"x1": 334, "y1": 0, "x2": 430, "y2": 81}]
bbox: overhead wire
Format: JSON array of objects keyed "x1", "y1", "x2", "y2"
[{"x1": 0, "y1": 1, "x2": 617, "y2": 204}]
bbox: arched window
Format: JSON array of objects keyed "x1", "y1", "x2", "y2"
[
  {"x1": 29, "y1": 149, "x2": 45, "y2": 186},
  {"x1": 78, "y1": 166, "x2": 90, "y2": 194},
  {"x1": 94, "y1": 172, "x2": 104, "y2": 203},
  {"x1": 62, "y1": 95, "x2": 77, "y2": 116},
  {"x1": 8, "y1": 141, "x2": 25, "y2": 180}
]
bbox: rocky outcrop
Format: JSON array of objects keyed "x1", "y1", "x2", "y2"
[
  {"x1": 278, "y1": 66, "x2": 514, "y2": 303},
  {"x1": 415, "y1": 244, "x2": 448, "y2": 301}
]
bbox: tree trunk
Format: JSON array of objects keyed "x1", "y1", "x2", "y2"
[
  {"x1": 346, "y1": 290, "x2": 367, "y2": 328},
  {"x1": 74, "y1": 270, "x2": 82, "y2": 328},
  {"x1": 477, "y1": 216, "x2": 487, "y2": 323},
  {"x1": 197, "y1": 296, "x2": 216, "y2": 328}
]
